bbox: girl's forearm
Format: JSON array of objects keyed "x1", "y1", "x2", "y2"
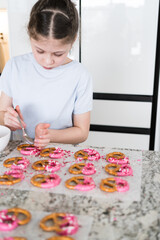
[{"x1": 48, "y1": 126, "x2": 89, "y2": 144}]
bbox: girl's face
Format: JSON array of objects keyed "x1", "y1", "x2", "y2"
[{"x1": 30, "y1": 36, "x2": 72, "y2": 69}]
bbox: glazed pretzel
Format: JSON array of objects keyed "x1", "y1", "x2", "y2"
[
  {"x1": 32, "y1": 160, "x2": 49, "y2": 171},
  {"x1": 32, "y1": 159, "x2": 61, "y2": 172},
  {"x1": 40, "y1": 213, "x2": 78, "y2": 235},
  {"x1": 0, "y1": 209, "x2": 19, "y2": 231},
  {"x1": 69, "y1": 163, "x2": 86, "y2": 174},
  {"x1": 74, "y1": 150, "x2": 88, "y2": 160},
  {"x1": 40, "y1": 148, "x2": 56, "y2": 157},
  {"x1": 100, "y1": 177, "x2": 129, "y2": 192},
  {"x1": 69, "y1": 163, "x2": 96, "y2": 175},
  {"x1": 0, "y1": 175, "x2": 22, "y2": 185},
  {"x1": 7, "y1": 208, "x2": 31, "y2": 225},
  {"x1": 6, "y1": 237, "x2": 27, "y2": 240},
  {"x1": 47, "y1": 237, "x2": 74, "y2": 240},
  {"x1": 4, "y1": 170, "x2": 25, "y2": 181},
  {"x1": 105, "y1": 164, "x2": 121, "y2": 176},
  {"x1": 3, "y1": 157, "x2": 29, "y2": 170},
  {"x1": 105, "y1": 163, "x2": 133, "y2": 176},
  {"x1": 3, "y1": 157, "x2": 24, "y2": 168},
  {"x1": 65, "y1": 176, "x2": 95, "y2": 191},
  {"x1": 17, "y1": 144, "x2": 35, "y2": 151},
  {"x1": 106, "y1": 152, "x2": 125, "y2": 161},
  {"x1": 31, "y1": 173, "x2": 61, "y2": 188}
]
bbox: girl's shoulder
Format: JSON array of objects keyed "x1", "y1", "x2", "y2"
[
  {"x1": 70, "y1": 60, "x2": 92, "y2": 77},
  {"x1": 10, "y1": 53, "x2": 33, "y2": 65}
]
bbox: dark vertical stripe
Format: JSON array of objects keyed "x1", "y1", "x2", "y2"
[
  {"x1": 149, "y1": 1, "x2": 160, "y2": 150},
  {"x1": 79, "y1": 0, "x2": 81, "y2": 63}
]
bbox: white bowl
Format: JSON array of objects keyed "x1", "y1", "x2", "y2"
[{"x1": 0, "y1": 125, "x2": 11, "y2": 152}]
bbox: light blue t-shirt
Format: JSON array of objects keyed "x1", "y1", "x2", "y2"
[{"x1": 0, "y1": 53, "x2": 93, "y2": 140}]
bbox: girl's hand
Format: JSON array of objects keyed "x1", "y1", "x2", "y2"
[
  {"x1": 34, "y1": 123, "x2": 51, "y2": 148},
  {"x1": 4, "y1": 105, "x2": 26, "y2": 131}
]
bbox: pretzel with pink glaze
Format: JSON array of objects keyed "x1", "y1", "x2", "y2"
[
  {"x1": 74, "y1": 149, "x2": 100, "y2": 161},
  {"x1": 69, "y1": 163, "x2": 96, "y2": 175},
  {"x1": 83, "y1": 148, "x2": 100, "y2": 161},
  {"x1": 31, "y1": 173, "x2": 61, "y2": 188},
  {"x1": 3, "y1": 157, "x2": 30, "y2": 170},
  {"x1": 47, "y1": 237, "x2": 74, "y2": 240},
  {"x1": 65, "y1": 176, "x2": 96, "y2": 191},
  {"x1": 0, "y1": 208, "x2": 31, "y2": 231},
  {"x1": 40, "y1": 147, "x2": 64, "y2": 159},
  {"x1": 0, "y1": 175, "x2": 22, "y2": 185},
  {"x1": 32, "y1": 159, "x2": 61, "y2": 172},
  {"x1": 100, "y1": 177, "x2": 129, "y2": 192},
  {"x1": 0, "y1": 237, "x2": 27, "y2": 240},
  {"x1": 105, "y1": 163, "x2": 133, "y2": 176},
  {"x1": 4, "y1": 170, "x2": 25, "y2": 180},
  {"x1": 17, "y1": 144, "x2": 34, "y2": 151},
  {"x1": 17, "y1": 144, "x2": 40, "y2": 156},
  {"x1": 40, "y1": 213, "x2": 79, "y2": 235},
  {"x1": 106, "y1": 152, "x2": 129, "y2": 165}
]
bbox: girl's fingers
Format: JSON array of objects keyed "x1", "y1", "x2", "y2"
[
  {"x1": 4, "y1": 116, "x2": 20, "y2": 129},
  {"x1": 5, "y1": 112, "x2": 21, "y2": 127},
  {"x1": 15, "y1": 105, "x2": 24, "y2": 121},
  {"x1": 7, "y1": 106, "x2": 18, "y2": 117},
  {"x1": 34, "y1": 139, "x2": 50, "y2": 148}
]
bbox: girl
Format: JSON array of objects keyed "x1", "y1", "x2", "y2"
[{"x1": 0, "y1": 0, "x2": 92, "y2": 148}]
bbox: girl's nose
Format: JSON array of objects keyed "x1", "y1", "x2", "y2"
[{"x1": 46, "y1": 55, "x2": 54, "y2": 65}]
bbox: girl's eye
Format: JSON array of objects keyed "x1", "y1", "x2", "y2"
[
  {"x1": 37, "y1": 50, "x2": 44, "y2": 54},
  {"x1": 54, "y1": 54, "x2": 63, "y2": 57}
]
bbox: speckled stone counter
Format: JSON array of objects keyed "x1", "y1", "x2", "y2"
[{"x1": 0, "y1": 141, "x2": 160, "y2": 240}]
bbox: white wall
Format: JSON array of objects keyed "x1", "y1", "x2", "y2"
[{"x1": 0, "y1": 0, "x2": 7, "y2": 8}]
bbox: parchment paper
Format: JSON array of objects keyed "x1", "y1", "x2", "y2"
[{"x1": 0, "y1": 143, "x2": 142, "y2": 202}]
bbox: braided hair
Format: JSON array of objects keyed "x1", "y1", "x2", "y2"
[{"x1": 28, "y1": 0, "x2": 79, "y2": 43}]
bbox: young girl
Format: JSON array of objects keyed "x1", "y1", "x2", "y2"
[{"x1": 0, "y1": 0, "x2": 92, "y2": 148}]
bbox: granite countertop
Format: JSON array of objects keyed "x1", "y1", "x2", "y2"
[{"x1": 0, "y1": 141, "x2": 160, "y2": 240}]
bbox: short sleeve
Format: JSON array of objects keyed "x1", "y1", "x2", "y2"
[
  {"x1": 73, "y1": 70, "x2": 93, "y2": 114},
  {"x1": 0, "y1": 59, "x2": 13, "y2": 97}
]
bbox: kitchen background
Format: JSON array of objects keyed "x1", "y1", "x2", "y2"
[{"x1": 0, "y1": 0, "x2": 160, "y2": 151}]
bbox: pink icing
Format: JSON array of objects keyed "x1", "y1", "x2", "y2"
[
  {"x1": 75, "y1": 177, "x2": 96, "y2": 191},
  {"x1": 0, "y1": 238, "x2": 15, "y2": 240},
  {"x1": 41, "y1": 174, "x2": 61, "y2": 188},
  {"x1": 81, "y1": 163, "x2": 96, "y2": 175},
  {"x1": 45, "y1": 160, "x2": 61, "y2": 173},
  {"x1": 83, "y1": 149, "x2": 100, "y2": 161},
  {"x1": 49, "y1": 148, "x2": 64, "y2": 159},
  {"x1": 20, "y1": 147, "x2": 40, "y2": 156},
  {"x1": 107, "y1": 157, "x2": 129, "y2": 165},
  {"x1": 0, "y1": 210, "x2": 19, "y2": 231},
  {"x1": 117, "y1": 164, "x2": 133, "y2": 176},
  {"x1": 59, "y1": 214, "x2": 79, "y2": 235},
  {"x1": 115, "y1": 178, "x2": 129, "y2": 192},
  {"x1": 4, "y1": 170, "x2": 25, "y2": 180},
  {"x1": 11, "y1": 157, "x2": 30, "y2": 170}
]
